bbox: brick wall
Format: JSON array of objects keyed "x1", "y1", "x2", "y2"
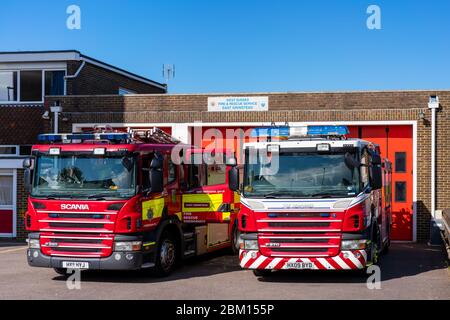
[
  {"x1": 66, "y1": 61, "x2": 166, "y2": 95},
  {"x1": 46, "y1": 90, "x2": 450, "y2": 242},
  {"x1": 16, "y1": 169, "x2": 27, "y2": 240}
]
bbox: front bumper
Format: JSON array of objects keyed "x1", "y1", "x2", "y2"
[
  {"x1": 27, "y1": 248, "x2": 147, "y2": 270},
  {"x1": 239, "y1": 249, "x2": 368, "y2": 270}
]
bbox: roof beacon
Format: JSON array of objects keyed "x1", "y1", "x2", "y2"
[{"x1": 251, "y1": 125, "x2": 349, "y2": 140}]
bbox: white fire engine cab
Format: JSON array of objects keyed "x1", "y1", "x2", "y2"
[{"x1": 228, "y1": 125, "x2": 392, "y2": 276}]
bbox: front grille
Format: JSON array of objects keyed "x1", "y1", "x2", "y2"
[
  {"x1": 49, "y1": 222, "x2": 105, "y2": 229},
  {"x1": 40, "y1": 234, "x2": 113, "y2": 258},
  {"x1": 52, "y1": 247, "x2": 102, "y2": 253},
  {"x1": 48, "y1": 213, "x2": 106, "y2": 219},
  {"x1": 271, "y1": 247, "x2": 328, "y2": 253},
  {"x1": 269, "y1": 238, "x2": 328, "y2": 243},
  {"x1": 268, "y1": 212, "x2": 330, "y2": 218},
  {"x1": 259, "y1": 233, "x2": 341, "y2": 257},
  {"x1": 268, "y1": 222, "x2": 330, "y2": 228}
]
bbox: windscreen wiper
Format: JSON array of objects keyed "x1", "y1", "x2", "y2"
[
  {"x1": 43, "y1": 194, "x2": 74, "y2": 200},
  {"x1": 87, "y1": 193, "x2": 114, "y2": 200},
  {"x1": 311, "y1": 190, "x2": 346, "y2": 198}
]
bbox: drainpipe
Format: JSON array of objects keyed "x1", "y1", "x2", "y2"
[
  {"x1": 428, "y1": 95, "x2": 441, "y2": 245},
  {"x1": 50, "y1": 101, "x2": 63, "y2": 134}
]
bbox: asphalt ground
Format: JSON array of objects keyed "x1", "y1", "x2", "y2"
[{"x1": 0, "y1": 242, "x2": 448, "y2": 300}]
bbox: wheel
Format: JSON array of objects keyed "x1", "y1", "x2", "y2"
[
  {"x1": 153, "y1": 231, "x2": 178, "y2": 277},
  {"x1": 229, "y1": 221, "x2": 240, "y2": 255},
  {"x1": 367, "y1": 224, "x2": 381, "y2": 265},
  {"x1": 253, "y1": 269, "x2": 272, "y2": 277},
  {"x1": 53, "y1": 268, "x2": 67, "y2": 276}
]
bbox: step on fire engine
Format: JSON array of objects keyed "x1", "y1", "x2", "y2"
[
  {"x1": 228, "y1": 125, "x2": 392, "y2": 276},
  {"x1": 23, "y1": 128, "x2": 240, "y2": 276}
]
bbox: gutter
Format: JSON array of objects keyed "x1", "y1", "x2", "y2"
[{"x1": 63, "y1": 54, "x2": 167, "y2": 92}]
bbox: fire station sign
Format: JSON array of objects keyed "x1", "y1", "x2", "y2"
[{"x1": 207, "y1": 96, "x2": 269, "y2": 112}]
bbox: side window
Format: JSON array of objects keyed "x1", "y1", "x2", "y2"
[
  {"x1": 168, "y1": 160, "x2": 176, "y2": 184},
  {"x1": 395, "y1": 181, "x2": 407, "y2": 202},
  {"x1": 141, "y1": 154, "x2": 152, "y2": 190},
  {"x1": 188, "y1": 164, "x2": 201, "y2": 189},
  {"x1": 395, "y1": 152, "x2": 406, "y2": 173},
  {"x1": 205, "y1": 164, "x2": 226, "y2": 186},
  {"x1": 360, "y1": 149, "x2": 370, "y2": 189}
]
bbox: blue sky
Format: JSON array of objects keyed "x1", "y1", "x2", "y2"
[{"x1": 0, "y1": 0, "x2": 449, "y2": 93}]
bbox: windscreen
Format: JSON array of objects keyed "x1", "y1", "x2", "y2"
[
  {"x1": 32, "y1": 154, "x2": 136, "y2": 199},
  {"x1": 244, "y1": 151, "x2": 360, "y2": 198}
]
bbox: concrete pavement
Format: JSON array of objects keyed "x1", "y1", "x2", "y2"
[{"x1": 0, "y1": 243, "x2": 448, "y2": 300}]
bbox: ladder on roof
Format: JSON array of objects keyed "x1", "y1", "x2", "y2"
[
  {"x1": 37, "y1": 127, "x2": 180, "y2": 145},
  {"x1": 129, "y1": 127, "x2": 180, "y2": 144}
]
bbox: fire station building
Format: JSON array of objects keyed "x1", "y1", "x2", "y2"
[
  {"x1": 0, "y1": 51, "x2": 448, "y2": 244},
  {"x1": 42, "y1": 91, "x2": 449, "y2": 244},
  {"x1": 0, "y1": 50, "x2": 166, "y2": 239}
]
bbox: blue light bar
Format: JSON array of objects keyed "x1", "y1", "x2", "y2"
[
  {"x1": 250, "y1": 125, "x2": 349, "y2": 139},
  {"x1": 250, "y1": 127, "x2": 290, "y2": 138},
  {"x1": 307, "y1": 125, "x2": 349, "y2": 136},
  {"x1": 37, "y1": 133, "x2": 130, "y2": 143}
]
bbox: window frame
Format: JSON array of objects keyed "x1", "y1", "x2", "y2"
[
  {"x1": 394, "y1": 181, "x2": 407, "y2": 203},
  {"x1": 0, "y1": 70, "x2": 18, "y2": 102},
  {"x1": 0, "y1": 145, "x2": 19, "y2": 157},
  {"x1": 0, "y1": 69, "x2": 66, "y2": 105},
  {"x1": 395, "y1": 152, "x2": 407, "y2": 173}
]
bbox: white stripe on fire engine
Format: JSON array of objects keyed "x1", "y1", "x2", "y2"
[
  {"x1": 360, "y1": 250, "x2": 367, "y2": 262},
  {"x1": 317, "y1": 258, "x2": 335, "y2": 270},
  {"x1": 332, "y1": 256, "x2": 351, "y2": 269},
  {"x1": 240, "y1": 251, "x2": 254, "y2": 268},
  {"x1": 265, "y1": 258, "x2": 283, "y2": 269},
  {"x1": 249, "y1": 255, "x2": 267, "y2": 269},
  {"x1": 346, "y1": 252, "x2": 364, "y2": 269}
]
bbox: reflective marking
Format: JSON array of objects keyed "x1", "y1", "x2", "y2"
[
  {"x1": 265, "y1": 257, "x2": 282, "y2": 269},
  {"x1": 346, "y1": 252, "x2": 364, "y2": 269},
  {"x1": 249, "y1": 255, "x2": 267, "y2": 269},
  {"x1": 333, "y1": 256, "x2": 351, "y2": 269},
  {"x1": 317, "y1": 258, "x2": 334, "y2": 270},
  {"x1": 240, "y1": 251, "x2": 253, "y2": 267}
]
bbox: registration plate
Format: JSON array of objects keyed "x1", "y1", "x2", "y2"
[
  {"x1": 285, "y1": 262, "x2": 314, "y2": 270},
  {"x1": 62, "y1": 261, "x2": 89, "y2": 269}
]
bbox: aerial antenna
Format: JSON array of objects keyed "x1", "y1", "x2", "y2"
[{"x1": 162, "y1": 64, "x2": 175, "y2": 85}]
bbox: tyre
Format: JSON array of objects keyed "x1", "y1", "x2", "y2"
[
  {"x1": 153, "y1": 231, "x2": 178, "y2": 277},
  {"x1": 253, "y1": 269, "x2": 272, "y2": 277},
  {"x1": 229, "y1": 222, "x2": 240, "y2": 255},
  {"x1": 53, "y1": 268, "x2": 67, "y2": 276},
  {"x1": 367, "y1": 224, "x2": 381, "y2": 265}
]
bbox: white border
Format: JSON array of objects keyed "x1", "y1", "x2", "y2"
[
  {"x1": 0, "y1": 169, "x2": 17, "y2": 237},
  {"x1": 73, "y1": 120, "x2": 418, "y2": 242},
  {"x1": 0, "y1": 68, "x2": 67, "y2": 105}
]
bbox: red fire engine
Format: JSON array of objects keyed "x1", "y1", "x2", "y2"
[
  {"x1": 24, "y1": 128, "x2": 240, "y2": 276},
  {"x1": 228, "y1": 125, "x2": 392, "y2": 276}
]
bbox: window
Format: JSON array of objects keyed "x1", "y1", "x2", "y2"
[
  {"x1": 360, "y1": 149, "x2": 370, "y2": 190},
  {"x1": 395, "y1": 152, "x2": 406, "y2": 173},
  {"x1": 0, "y1": 175, "x2": 13, "y2": 205},
  {"x1": 0, "y1": 146, "x2": 18, "y2": 156},
  {"x1": 206, "y1": 164, "x2": 226, "y2": 186},
  {"x1": 45, "y1": 71, "x2": 65, "y2": 96},
  {"x1": 0, "y1": 71, "x2": 17, "y2": 102},
  {"x1": 119, "y1": 88, "x2": 136, "y2": 95},
  {"x1": 395, "y1": 181, "x2": 407, "y2": 202},
  {"x1": 168, "y1": 160, "x2": 176, "y2": 184},
  {"x1": 20, "y1": 70, "x2": 42, "y2": 102}
]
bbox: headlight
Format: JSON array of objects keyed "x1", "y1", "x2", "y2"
[
  {"x1": 114, "y1": 241, "x2": 142, "y2": 252},
  {"x1": 244, "y1": 239, "x2": 258, "y2": 250},
  {"x1": 341, "y1": 240, "x2": 367, "y2": 250},
  {"x1": 28, "y1": 239, "x2": 40, "y2": 249}
]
